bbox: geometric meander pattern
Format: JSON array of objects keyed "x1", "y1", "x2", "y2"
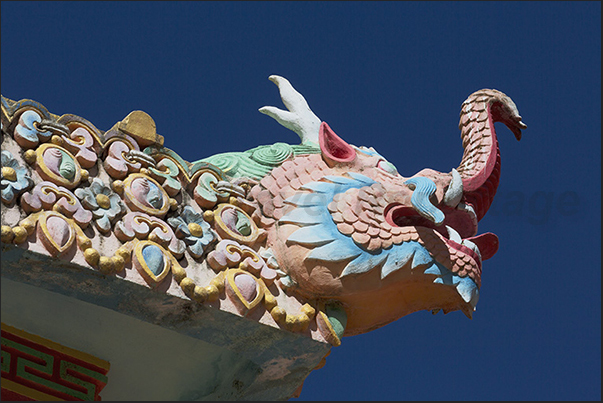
[{"x1": 1, "y1": 323, "x2": 110, "y2": 401}]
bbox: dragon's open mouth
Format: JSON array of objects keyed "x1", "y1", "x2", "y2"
[{"x1": 384, "y1": 203, "x2": 499, "y2": 272}]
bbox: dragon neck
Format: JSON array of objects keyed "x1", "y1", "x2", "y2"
[{"x1": 456, "y1": 91, "x2": 502, "y2": 221}]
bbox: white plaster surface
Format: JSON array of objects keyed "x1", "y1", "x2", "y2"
[
  {"x1": 1, "y1": 245, "x2": 331, "y2": 400},
  {"x1": 2, "y1": 278, "x2": 260, "y2": 400}
]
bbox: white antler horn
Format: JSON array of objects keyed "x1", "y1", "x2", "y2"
[{"x1": 258, "y1": 75, "x2": 321, "y2": 147}]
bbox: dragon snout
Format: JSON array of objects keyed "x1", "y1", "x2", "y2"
[
  {"x1": 510, "y1": 117, "x2": 527, "y2": 141},
  {"x1": 403, "y1": 177, "x2": 445, "y2": 225},
  {"x1": 491, "y1": 96, "x2": 527, "y2": 141}
]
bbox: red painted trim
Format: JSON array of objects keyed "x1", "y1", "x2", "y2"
[{"x1": 1, "y1": 325, "x2": 109, "y2": 401}]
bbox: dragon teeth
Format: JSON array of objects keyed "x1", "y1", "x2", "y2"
[
  {"x1": 456, "y1": 202, "x2": 477, "y2": 223},
  {"x1": 461, "y1": 239, "x2": 482, "y2": 261},
  {"x1": 445, "y1": 225, "x2": 482, "y2": 261},
  {"x1": 445, "y1": 225, "x2": 463, "y2": 244}
]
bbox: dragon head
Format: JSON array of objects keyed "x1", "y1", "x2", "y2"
[{"x1": 243, "y1": 76, "x2": 525, "y2": 336}]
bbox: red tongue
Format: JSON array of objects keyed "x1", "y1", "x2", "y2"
[{"x1": 466, "y1": 232, "x2": 499, "y2": 260}]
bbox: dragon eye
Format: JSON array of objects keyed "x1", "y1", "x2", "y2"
[{"x1": 377, "y1": 160, "x2": 398, "y2": 175}]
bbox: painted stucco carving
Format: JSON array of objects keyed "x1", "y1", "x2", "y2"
[
  {"x1": 75, "y1": 177, "x2": 126, "y2": 233},
  {"x1": 1, "y1": 150, "x2": 33, "y2": 204},
  {"x1": 167, "y1": 205, "x2": 216, "y2": 258},
  {"x1": 21, "y1": 181, "x2": 92, "y2": 228},
  {"x1": 0, "y1": 76, "x2": 525, "y2": 354},
  {"x1": 13, "y1": 109, "x2": 55, "y2": 149}
]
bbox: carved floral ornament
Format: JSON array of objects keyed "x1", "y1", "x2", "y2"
[
  {"x1": 167, "y1": 205, "x2": 216, "y2": 258},
  {"x1": 1, "y1": 150, "x2": 33, "y2": 204},
  {"x1": 1, "y1": 75, "x2": 525, "y2": 353},
  {"x1": 75, "y1": 178, "x2": 126, "y2": 233},
  {"x1": 0, "y1": 93, "x2": 342, "y2": 349}
]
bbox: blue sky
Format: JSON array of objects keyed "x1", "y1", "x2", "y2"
[{"x1": 2, "y1": 1, "x2": 600, "y2": 400}]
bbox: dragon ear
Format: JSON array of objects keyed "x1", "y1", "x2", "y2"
[{"x1": 319, "y1": 122, "x2": 356, "y2": 167}]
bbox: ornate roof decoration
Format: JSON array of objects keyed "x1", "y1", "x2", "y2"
[{"x1": 1, "y1": 75, "x2": 525, "y2": 392}]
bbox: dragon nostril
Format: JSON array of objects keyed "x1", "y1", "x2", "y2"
[
  {"x1": 385, "y1": 204, "x2": 415, "y2": 227},
  {"x1": 385, "y1": 204, "x2": 441, "y2": 231}
]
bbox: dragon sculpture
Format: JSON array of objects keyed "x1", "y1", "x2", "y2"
[
  {"x1": 1, "y1": 75, "x2": 525, "y2": 351},
  {"x1": 225, "y1": 76, "x2": 525, "y2": 335}
]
